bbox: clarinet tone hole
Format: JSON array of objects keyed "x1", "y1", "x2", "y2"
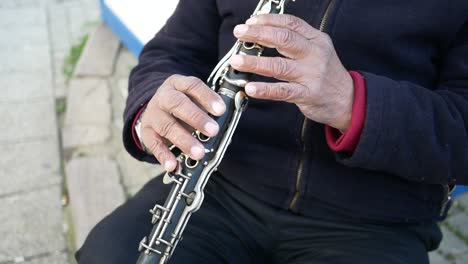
[
  {"x1": 185, "y1": 158, "x2": 199, "y2": 169},
  {"x1": 196, "y1": 131, "x2": 211, "y2": 142},
  {"x1": 243, "y1": 42, "x2": 256, "y2": 50}
]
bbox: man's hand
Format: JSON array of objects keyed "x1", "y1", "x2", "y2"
[
  {"x1": 230, "y1": 14, "x2": 354, "y2": 131},
  {"x1": 140, "y1": 75, "x2": 226, "y2": 171}
]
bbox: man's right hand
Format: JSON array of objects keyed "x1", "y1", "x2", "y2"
[{"x1": 140, "y1": 75, "x2": 226, "y2": 172}]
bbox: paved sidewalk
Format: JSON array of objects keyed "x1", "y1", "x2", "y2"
[
  {"x1": 0, "y1": 0, "x2": 100, "y2": 263},
  {"x1": 0, "y1": 5, "x2": 65, "y2": 264},
  {"x1": 432, "y1": 195, "x2": 468, "y2": 264}
]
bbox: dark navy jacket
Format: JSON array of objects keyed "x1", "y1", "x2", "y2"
[{"x1": 123, "y1": 0, "x2": 468, "y2": 223}]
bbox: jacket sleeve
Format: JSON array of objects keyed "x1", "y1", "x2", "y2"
[
  {"x1": 336, "y1": 20, "x2": 468, "y2": 185},
  {"x1": 123, "y1": 0, "x2": 221, "y2": 163}
]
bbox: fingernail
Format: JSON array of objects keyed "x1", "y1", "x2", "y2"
[
  {"x1": 191, "y1": 145, "x2": 204, "y2": 158},
  {"x1": 164, "y1": 160, "x2": 176, "y2": 171},
  {"x1": 204, "y1": 122, "x2": 219, "y2": 136},
  {"x1": 245, "y1": 84, "x2": 256, "y2": 95},
  {"x1": 234, "y1": 24, "x2": 248, "y2": 36},
  {"x1": 212, "y1": 101, "x2": 226, "y2": 115},
  {"x1": 246, "y1": 17, "x2": 257, "y2": 25},
  {"x1": 230, "y1": 55, "x2": 243, "y2": 67}
]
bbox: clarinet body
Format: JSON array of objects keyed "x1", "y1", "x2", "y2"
[{"x1": 137, "y1": 1, "x2": 295, "y2": 263}]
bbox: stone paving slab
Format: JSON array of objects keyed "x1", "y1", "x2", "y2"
[
  {"x1": 65, "y1": 78, "x2": 111, "y2": 126},
  {"x1": 0, "y1": 138, "x2": 61, "y2": 197},
  {"x1": 66, "y1": 156, "x2": 125, "y2": 248},
  {"x1": 47, "y1": 5, "x2": 72, "y2": 53},
  {"x1": 0, "y1": 8, "x2": 46, "y2": 28},
  {"x1": 0, "y1": 99, "x2": 57, "y2": 143},
  {"x1": 0, "y1": 46, "x2": 51, "y2": 74},
  {"x1": 0, "y1": 72, "x2": 52, "y2": 102},
  {"x1": 457, "y1": 194, "x2": 468, "y2": 210},
  {"x1": 439, "y1": 225, "x2": 468, "y2": 258},
  {"x1": 110, "y1": 78, "x2": 127, "y2": 131},
  {"x1": 26, "y1": 253, "x2": 69, "y2": 264},
  {"x1": 52, "y1": 51, "x2": 69, "y2": 99},
  {"x1": 0, "y1": 1, "x2": 103, "y2": 264},
  {"x1": 67, "y1": 2, "x2": 92, "y2": 41},
  {"x1": 429, "y1": 251, "x2": 447, "y2": 264},
  {"x1": 62, "y1": 78, "x2": 112, "y2": 149},
  {"x1": 74, "y1": 24, "x2": 120, "y2": 77},
  {"x1": 116, "y1": 149, "x2": 164, "y2": 194},
  {"x1": 0, "y1": 186, "x2": 66, "y2": 262},
  {"x1": 62, "y1": 125, "x2": 111, "y2": 149},
  {"x1": 0, "y1": 8, "x2": 50, "y2": 76},
  {"x1": 446, "y1": 212, "x2": 468, "y2": 239},
  {"x1": 0, "y1": 26, "x2": 48, "y2": 49},
  {"x1": 458, "y1": 253, "x2": 468, "y2": 264},
  {"x1": 113, "y1": 47, "x2": 138, "y2": 78},
  {"x1": 0, "y1": 0, "x2": 51, "y2": 9}
]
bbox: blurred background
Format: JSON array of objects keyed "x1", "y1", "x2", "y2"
[{"x1": 0, "y1": 0, "x2": 466, "y2": 263}]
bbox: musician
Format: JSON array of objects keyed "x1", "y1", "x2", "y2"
[{"x1": 77, "y1": 0, "x2": 468, "y2": 263}]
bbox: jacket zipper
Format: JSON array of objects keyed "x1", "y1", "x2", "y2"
[
  {"x1": 288, "y1": 0, "x2": 336, "y2": 211},
  {"x1": 319, "y1": 0, "x2": 335, "y2": 32},
  {"x1": 440, "y1": 185, "x2": 456, "y2": 217},
  {"x1": 289, "y1": 119, "x2": 308, "y2": 209}
]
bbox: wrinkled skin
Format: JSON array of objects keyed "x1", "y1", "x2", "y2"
[{"x1": 140, "y1": 14, "x2": 354, "y2": 172}]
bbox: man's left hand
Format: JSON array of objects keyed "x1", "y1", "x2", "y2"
[{"x1": 230, "y1": 14, "x2": 354, "y2": 131}]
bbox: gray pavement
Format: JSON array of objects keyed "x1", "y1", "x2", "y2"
[
  {"x1": 0, "y1": 0, "x2": 100, "y2": 263},
  {"x1": 1, "y1": 0, "x2": 467, "y2": 263}
]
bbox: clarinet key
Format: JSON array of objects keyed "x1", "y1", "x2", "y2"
[
  {"x1": 138, "y1": 236, "x2": 147, "y2": 252},
  {"x1": 150, "y1": 208, "x2": 162, "y2": 224},
  {"x1": 185, "y1": 192, "x2": 197, "y2": 206}
]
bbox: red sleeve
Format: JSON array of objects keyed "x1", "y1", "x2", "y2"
[
  {"x1": 325, "y1": 71, "x2": 367, "y2": 152},
  {"x1": 132, "y1": 105, "x2": 148, "y2": 152}
]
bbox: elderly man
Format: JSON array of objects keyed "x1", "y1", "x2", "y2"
[{"x1": 77, "y1": 0, "x2": 468, "y2": 263}]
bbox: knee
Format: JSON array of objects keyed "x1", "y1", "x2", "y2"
[
  {"x1": 73, "y1": 204, "x2": 147, "y2": 264},
  {"x1": 75, "y1": 223, "x2": 141, "y2": 264}
]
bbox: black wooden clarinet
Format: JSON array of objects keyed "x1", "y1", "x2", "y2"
[{"x1": 136, "y1": 1, "x2": 295, "y2": 263}]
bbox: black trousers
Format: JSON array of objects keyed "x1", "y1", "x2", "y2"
[{"x1": 76, "y1": 174, "x2": 442, "y2": 264}]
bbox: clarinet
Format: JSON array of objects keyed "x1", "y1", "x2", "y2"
[{"x1": 136, "y1": 1, "x2": 295, "y2": 263}]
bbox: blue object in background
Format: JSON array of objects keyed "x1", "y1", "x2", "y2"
[
  {"x1": 99, "y1": 0, "x2": 144, "y2": 57},
  {"x1": 453, "y1": 185, "x2": 468, "y2": 199}
]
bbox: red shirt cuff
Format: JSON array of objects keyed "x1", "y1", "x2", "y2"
[
  {"x1": 131, "y1": 104, "x2": 148, "y2": 152},
  {"x1": 325, "y1": 71, "x2": 367, "y2": 152}
]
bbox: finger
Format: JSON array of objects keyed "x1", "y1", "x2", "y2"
[
  {"x1": 245, "y1": 82, "x2": 305, "y2": 103},
  {"x1": 234, "y1": 24, "x2": 311, "y2": 59},
  {"x1": 150, "y1": 108, "x2": 205, "y2": 160},
  {"x1": 229, "y1": 54, "x2": 301, "y2": 81},
  {"x1": 141, "y1": 127, "x2": 177, "y2": 171},
  {"x1": 158, "y1": 89, "x2": 220, "y2": 138},
  {"x1": 169, "y1": 75, "x2": 226, "y2": 116},
  {"x1": 246, "y1": 14, "x2": 321, "y2": 40}
]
